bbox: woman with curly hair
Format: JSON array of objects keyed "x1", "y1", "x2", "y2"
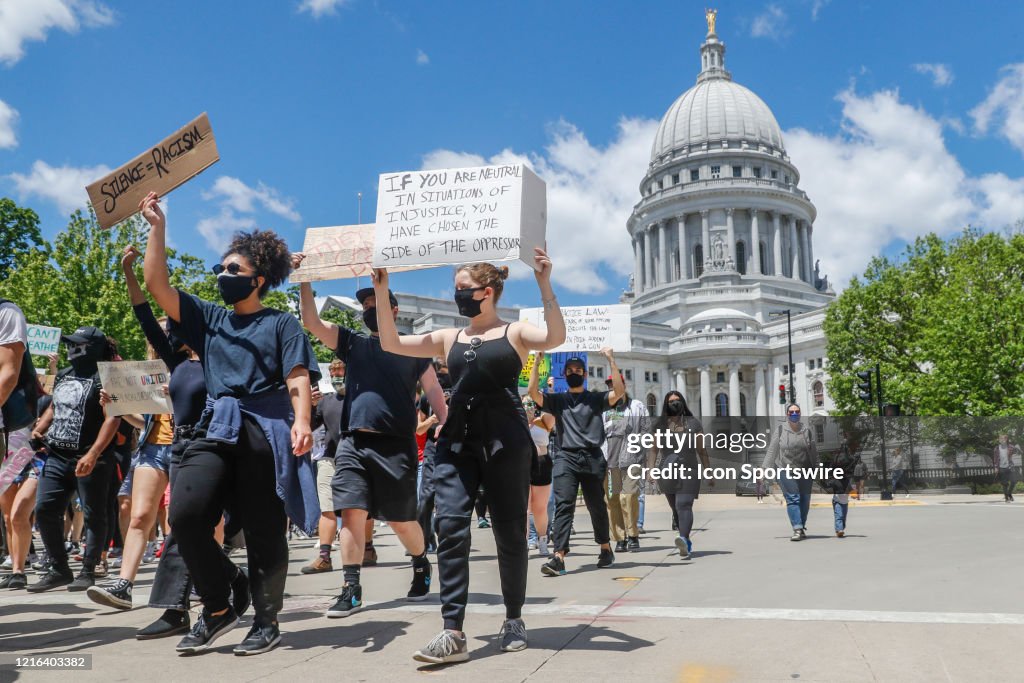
[{"x1": 140, "y1": 191, "x2": 320, "y2": 656}]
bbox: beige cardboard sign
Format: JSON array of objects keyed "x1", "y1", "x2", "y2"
[
  {"x1": 291, "y1": 224, "x2": 417, "y2": 282},
  {"x1": 86, "y1": 113, "x2": 219, "y2": 229},
  {"x1": 97, "y1": 360, "x2": 173, "y2": 416}
]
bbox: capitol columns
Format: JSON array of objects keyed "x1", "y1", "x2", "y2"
[
  {"x1": 727, "y1": 362, "x2": 741, "y2": 417},
  {"x1": 699, "y1": 364, "x2": 712, "y2": 418},
  {"x1": 725, "y1": 208, "x2": 736, "y2": 269},
  {"x1": 700, "y1": 210, "x2": 710, "y2": 270},
  {"x1": 632, "y1": 230, "x2": 644, "y2": 293},
  {"x1": 643, "y1": 223, "x2": 654, "y2": 289},
  {"x1": 771, "y1": 211, "x2": 782, "y2": 277},
  {"x1": 658, "y1": 219, "x2": 670, "y2": 284},
  {"x1": 754, "y1": 363, "x2": 767, "y2": 416},
  {"x1": 750, "y1": 209, "x2": 761, "y2": 275},
  {"x1": 674, "y1": 368, "x2": 689, "y2": 406},
  {"x1": 676, "y1": 214, "x2": 687, "y2": 280},
  {"x1": 789, "y1": 217, "x2": 800, "y2": 280},
  {"x1": 802, "y1": 223, "x2": 814, "y2": 284}
]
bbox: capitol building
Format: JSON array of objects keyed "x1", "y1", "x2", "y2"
[{"x1": 320, "y1": 12, "x2": 836, "y2": 422}]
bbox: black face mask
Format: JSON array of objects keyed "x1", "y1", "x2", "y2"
[
  {"x1": 362, "y1": 307, "x2": 379, "y2": 333},
  {"x1": 566, "y1": 373, "x2": 585, "y2": 389},
  {"x1": 218, "y1": 273, "x2": 258, "y2": 306},
  {"x1": 665, "y1": 400, "x2": 685, "y2": 416},
  {"x1": 454, "y1": 287, "x2": 485, "y2": 318}
]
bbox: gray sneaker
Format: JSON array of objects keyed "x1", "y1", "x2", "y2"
[
  {"x1": 413, "y1": 629, "x2": 469, "y2": 665},
  {"x1": 498, "y1": 618, "x2": 528, "y2": 652}
]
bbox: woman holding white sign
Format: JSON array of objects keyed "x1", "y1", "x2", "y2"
[{"x1": 371, "y1": 249, "x2": 565, "y2": 666}]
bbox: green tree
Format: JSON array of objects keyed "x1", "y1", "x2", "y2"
[
  {"x1": 0, "y1": 198, "x2": 45, "y2": 281},
  {"x1": 825, "y1": 229, "x2": 1024, "y2": 416}
]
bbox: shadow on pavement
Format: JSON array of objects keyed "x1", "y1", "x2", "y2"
[{"x1": 284, "y1": 619, "x2": 412, "y2": 653}]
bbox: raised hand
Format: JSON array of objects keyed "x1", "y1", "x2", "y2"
[
  {"x1": 139, "y1": 192, "x2": 165, "y2": 230},
  {"x1": 122, "y1": 245, "x2": 141, "y2": 270},
  {"x1": 291, "y1": 252, "x2": 306, "y2": 271},
  {"x1": 371, "y1": 267, "x2": 389, "y2": 289},
  {"x1": 533, "y1": 246, "x2": 552, "y2": 281}
]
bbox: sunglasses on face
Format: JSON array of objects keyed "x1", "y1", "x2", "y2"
[
  {"x1": 212, "y1": 262, "x2": 250, "y2": 276},
  {"x1": 788, "y1": 410, "x2": 801, "y2": 416}
]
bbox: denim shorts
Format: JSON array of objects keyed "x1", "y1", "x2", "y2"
[
  {"x1": 11, "y1": 455, "x2": 46, "y2": 485},
  {"x1": 118, "y1": 442, "x2": 173, "y2": 497}
]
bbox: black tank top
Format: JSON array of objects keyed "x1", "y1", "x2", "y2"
[{"x1": 447, "y1": 324, "x2": 522, "y2": 395}]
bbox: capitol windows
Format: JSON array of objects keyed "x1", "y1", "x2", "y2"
[
  {"x1": 813, "y1": 381, "x2": 824, "y2": 408},
  {"x1": 647, "y1": 393, "x2": 659, "y2": 415},
  {"x1": 753, "y1": 167, "x2": 762, "y2": 178},
  {"x1": 736, "y1": 241, "x2": 747, "y2": 275},
  {"x1": 732, "y1": 165, "x2": 742, "y2": 178},
  {"x1": 624, "y1": 369, "x2": 633, "y2": 381},
  {"x1": 784, "y1": 175, "x2": 791, "y2": 184},
  {"x1": 716, "y1": 371, "x2": 725, "y2": 383},
  {"x1": 770, "y1": 169, "x2": 778, "y2": 179},
  {"x1": 644, "y1": 371, "x2": 651, "y2": 382},
  {"x1": 710, "y1": 165, "x2": 721, "y2": 178},
  {"x1": 694, "y1": 245, "x2": 704, "y2": 276},
  {"x1": 690, "y1": 169, "x2": 699, "y2": 182},
  {"x1": 652, "y1": 371, "x2": 659, "y2": 383},
  {"x1": 715, "y1": 393, "x2": 729, "y2": 417},
  {"x1": 672, "y1": 173, "x2": 680, "y2": 185}
]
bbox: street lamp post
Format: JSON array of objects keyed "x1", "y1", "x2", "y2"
[{"x1": 770, "y1": 309, "x2": 796, "y2": 405}]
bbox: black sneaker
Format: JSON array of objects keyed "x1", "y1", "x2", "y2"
[
  {"x1": 627, "y1": 537, "x2": 640, "y2": 552},
  {"x1": 137, "y1": 609, "x2": 190, "y2": 640},
  {"x1": 326, "y1": 584, "x2": 362, "y2": 618},
  {"x1": 86, "y1": 578, "x2": 133, "y2": 610},
  {"x1": 0, "y1": 573, "x2": 26, "y2": 590},
  {"x1": 175, "y1": 607, "x2": 239, "y2": 654},
  {"x1": 231, "y1": 566, "x2": 251, "y2": 618},
  {"x1": 614, "y1": 540, "x2": 627, "y2": 553},
  {"x1": 407, "y1": 561, "x2": 431, "y2": 601},
  {"x1": 67, "y1": 569, "x2": 95, "y2": 592},
  {"x1": 27, "y1": 567, "x2": 74, "y2": 593},
  {"x1": 597, "y1": 548, "x2": 615, "y2": 568},
  {"x1": 540, "y1": 556, "x2": 566, "y2": 577},
  {"x1": 233, "y1": 620, "x2": 281, "y2": 656}
]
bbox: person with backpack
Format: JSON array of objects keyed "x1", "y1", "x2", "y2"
[
  {"x1": 0, "y1": 297, "x2": 31, "y2": 589},
  {"x1": 762, "y1": 404, "x2": 819, "y2": 541},
  {"x1": 826, "y1": 434, "x2": 860, "y2": 537}
]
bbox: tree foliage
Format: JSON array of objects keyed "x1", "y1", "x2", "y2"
[
  {"x1": 0, "y1": 198, "x2": 45, "y2": 281},
  {"x1": 825, "y1": 229, "x2": 1024, "y2": 416}
]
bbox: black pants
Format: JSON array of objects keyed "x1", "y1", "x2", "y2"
[
  {"x1": 149, "y1": 439, "x2": 192, "y2": 610},
  {"x1": 475, "y1": 488, "x2": 489, "y2": 520},
  {"x1": 417, "y1": 440, "x2": 437, "y2": 550},
  {"x1": 433, "y1": 417, "x2": 532, "y2": 631},
  {"x1": 551, "y1": 448, "x2": 610, "y2": 553},
  {"x1": 169, "y1": 416, "x2": 287, "y2": 622},
  {"x1": 998, "y1": 468, "x2": 1017, "y2": 498},
  {"x1": 664, "y1": 493, "x2": 696, "y2": 538},
  {"x1": 35, "y1": 451, "x2": 115, "y2": 571}
]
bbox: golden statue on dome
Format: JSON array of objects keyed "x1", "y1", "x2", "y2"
[{"x1": 705, "y1": 8, "x2": 717, "y2": 35}]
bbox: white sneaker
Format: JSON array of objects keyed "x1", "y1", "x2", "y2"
[
  {"x1": 413, "y1": 629, "x2": 469, "y2": 665},
  {"x1": 537, "y1": 536, "x2": 550, "y2": 557},
  {"x1": 1, "y1": 555, "x2": 11, "y2": 571}
]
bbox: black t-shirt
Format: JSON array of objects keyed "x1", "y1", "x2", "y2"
[
  {"x1": 175, "y1": 290, "x2": 319, "y2": 398},
  {"x1": 334, "y1": 327, "x2": 429, "y2": 436},
  {"x1": 315, "y1": 392, "x2": 345, "y2": 458},
  {"x1": 45, "y1": 368, "x2": 106, "y2": 458},
  {"x1": 543, "y1": 390, "x2": 611, "y2": 451}
]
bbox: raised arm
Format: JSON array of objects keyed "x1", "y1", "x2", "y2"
[
  {"x1": 140, "y1": 192, "x2": 180, "y2": 322},
  {"x1": 370, "y1": 268, "x2": 447, "y2": 359},
  {"x1": 515, "y1": 247, "x2": 566, "y2": 351},
  {"x1": 121, "y1": 245, "x2": 146, "y2": 306},
  {"x1": 527, "y1": 351, "x2": 545, "y2": 407},
  {"x1": 292, "y1": 254, "x2": 339, "y2": 349},
  {"x1": 603, "y1": 348, "x2": 625, "y2": 407}
]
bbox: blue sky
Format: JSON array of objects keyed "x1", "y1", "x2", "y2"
[{"x1": 2, "y1": 0, "x2": 1023, "y2": 307}]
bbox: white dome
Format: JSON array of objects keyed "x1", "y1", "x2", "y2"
[
  {"x1": 651, "y1": 77, "x2": 785, "y2": 163},
  {"x1": 685, "y1": 308, "x2": 757, "y2": 325}
]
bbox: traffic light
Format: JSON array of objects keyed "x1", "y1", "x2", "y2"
[
  {"x1": 856, "y1": 370, "x2": 873, "y2": 403},
  {"x1": 778, "y1": 384, "x2": 786, "y2": 404}
]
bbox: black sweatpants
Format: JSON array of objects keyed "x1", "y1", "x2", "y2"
[
  {"x1": 169, "y1": 416, "x2": 287, "y2": 622},
  {"x1": 433, "y1": 415, "x2": 532, "y2": 631},
  {"x1": 35, "y1": 451, "x2": 115, "y2": 571},
  {"x1": 149, "y1": 439, "x2": 192, "y2": 610},
  {"x1": 551, "y1": 447, "x2": 610, "y2": 553},
  {"x1": 417, "y1": 440, "x2": 437, "y2": 550}
]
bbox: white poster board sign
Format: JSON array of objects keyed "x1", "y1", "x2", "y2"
[
  {"x1": 372, "y1": 163, "x2": 546, "y2": 269},
  {"x1": 317, "y1": 362, "x2": 334, "y2": 394},
  {"x1": 27, "y1": 324, "x2": 61, "y2": 356},
  {"x1": 97, "y1": 360, "x2": 173, "y2": 416},
  {"x1": 518, "y1": 304, "x2": 632, "y2": 353},
  {"x1": 290, "y1": 224, "x2": 417, "y2": 282}
]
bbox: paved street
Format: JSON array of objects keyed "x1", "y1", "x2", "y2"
[{"x1": 1, "y1": 494, "x2": 1021, "y2": 682}]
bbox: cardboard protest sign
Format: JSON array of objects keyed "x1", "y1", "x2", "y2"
[
  {"x1": 97, "y1": 360, "x2": 173, "y2": 416},
  {"x1": 27, "y1": 324, "x2": 61, "y2": 356},
  {"x1": 517, "y1": 351, "x2": 579, "y2": 393},
  {"x1": 291, "y1": 224, "x2": 417, "y2": 283},
  {"x1": 86, "y1": 113, "x2": 219, "y2": 229},
  {"x1": 39, "y1": 374, "x2": 55, "y2": 395},
  {"x1": 372, "y1": 163, "x2": 546, "y2": 270},
  {"x1": 518, "y1": 304, "x2": 632, "y2": 353}
]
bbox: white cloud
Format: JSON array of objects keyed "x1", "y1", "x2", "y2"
[
  {"x1": 416, "y1": 49, "x2": 429, "y2": 66},
  {"x1": 970, "y1": 63, "x2": 1024, "y2": 155},
  {"x1": 0, "y1": 99, "x2": 17, "y2": 149},
  {"x1": 7, "y1": 159, "x2": 110, "y2": 215},
  {"x1": 751, "y1": 4, "x2": 789, "y2": 39},
  {"x1": 0, "y1": 0, "x2": 114, "y2": 66},
  {"x1": 787, "y1": 88, "x2": 1024, "y2": 288},
  {"x1": 420, "y1": 117, "x2": 660, "y2": 295},
  {"x1": 298, "y1": 0, "x2": 350, "y2": 19},
  {"x1": 202, "y1": 176, "x2": 300, "y2": 221},
  {"x1": 912, "y1": 62, "x2": 954, "y2": 87},
  {"x1": 811, "y1": 0, "x2": 830, "y2": 21},
  {"x1": 196, "y1": 208, "x2": 257, "y2": 254}
]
